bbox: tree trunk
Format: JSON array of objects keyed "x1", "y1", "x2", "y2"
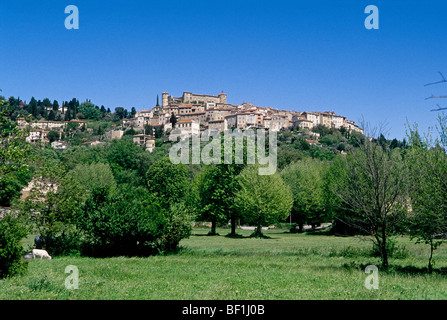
[
  {"x1": 429, "y1": 239, "x2": 434, "y2": 273},
  {"x1": 230, "y1": 213, "x2": 236, "y2": 237},
  {"x1": 209, "y1": 219, "x2": 218, "y2": 236},
  {"x1": 381, "y1": 228, "x2": 388, "y2": 269},
  {"x1": 252, "y1": 225, "x2": 263, "y2": 238}
]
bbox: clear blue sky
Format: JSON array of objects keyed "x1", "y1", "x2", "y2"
[{"x1": 1, "y1": 0, "x2": 447, "y2": 140}]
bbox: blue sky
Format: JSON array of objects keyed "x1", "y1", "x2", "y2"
[{"x1": 1, "y1": 0, "x2": 447, "y2": 140}]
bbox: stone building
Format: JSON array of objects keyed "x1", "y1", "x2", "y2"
[{"x1": 162, "y1": 91, "x2": 227, "y2": 107}]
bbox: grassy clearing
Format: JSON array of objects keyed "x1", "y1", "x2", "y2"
[{"x1": 1, "y1": 227, "x2": 446, "y2": 300}]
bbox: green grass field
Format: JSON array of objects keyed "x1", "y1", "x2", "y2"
[{"x1": 1, "y1": 227, "x2": 446, "y2": 300}]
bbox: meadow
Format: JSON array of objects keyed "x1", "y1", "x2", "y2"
[{"x1": 0, "y1": 227, "x2": 446, "y2": 300}]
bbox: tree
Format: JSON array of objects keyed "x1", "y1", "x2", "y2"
[
  {"x1": 154, "y1": 126, "x2": 164, "y2": 139},
  {"x1": 0, "y1": 110, "x2": 32, "y2": 202},
  {"x1": 68, "y1": 162, "x2": 117, "y2": 195},
  {"x1": 0, "y1": 214, "x2": 29, "y2": 278},
  {"x1": 48, "y1": 110, "x2": 56, "y2": 121},
  {"x1": 193, "y1": 164, "x2": 241, "y2": 236},
  {"x1": 170, "y1": 112, "x2": 177, "y2": 127},
  {"x1": 0, "y1": 173, "x2": 23, "y2": 207},
  {"x1": 146, "y1": 158, "x2": 188, "y2": 209},
  {"x1": 328, "y1": 137, "x2": 409, "y2": 268},
  {"x1": 77, "y1": 184, "x2": 192, "y2": 256},
  {"x1": 52, "y1": 100, "x2": 59, "y2": 111},
  {"x1": 42, "y1": 98, "x2": 52, "y2": 108},
  {"x1": 29, "y1": 97, "x2": 38, "y2": 118},
  {"x1": 114, "y1": 107, "x2": 126, "y2": 120},
  {"x1": 235, "y1": 165, "x2": 293, "y2": 237},
  {"x1": 144, "y1": 124, "x2": 153, "y2": 136},
  {"x1": 17, "y1": 161, "x2": 85, "y2": 254},
  {"x1": 0, "y1": 106, "x2": 32, "y2": 207},
  {"x1": 406, "y1": 124, "x2": 447, "y2": 272},
  {"x1": 47, "y1": 130, "x2": 60, "y2": 143},
  {"x1": 281, "y1": 159, "x2": 327, "y2": 232},
  {"x1": 79, "y1": 100, "x2": 101, "y2": 120}
]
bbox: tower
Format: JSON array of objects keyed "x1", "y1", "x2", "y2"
[
  {"x1": 162, "y1": 92, "x2": 169, "y2": 107},
  {"x1": 219, "y1": 92, "x2": 227, "y2": 104}
]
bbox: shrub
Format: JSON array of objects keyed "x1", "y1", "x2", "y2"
[
  {"x1": 0, "y1": 215, "x2": 29, "y2": 278},
  {"x1": 158, "y1": 202, "x2": 193, "y2": 253},
  {"x1": 76, "y1": 185, "x2": 192, "y2": 256}
]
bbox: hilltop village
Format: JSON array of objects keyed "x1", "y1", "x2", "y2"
[{"x1": 13, "y1": 91, "x2": 363, "y2": 152}]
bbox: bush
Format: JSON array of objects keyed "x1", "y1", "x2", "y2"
[
  {"x1": 158, "y1": 202, "x2": 193, "y2": 253},
  {"x1": 0, "y1": 215, "x2": 29, "y2": 278},
  {"x1": 76, "y1": 185, "x2": 192, "y2": 256}
]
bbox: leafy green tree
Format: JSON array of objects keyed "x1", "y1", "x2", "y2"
[
  {"x1": 154, "y1": 126, "x2": 164, "y2": 138},
  {"x1": 276, "y1": 147, "x2": 302, "y2": 170},
  {"x1": 406, "y1": 125, "x2": 447, "y2": 272},
  {"x1": 146, "y1": 158, "x2": 188, "y2": 209},
  {"x1": 0, "y1": 173, "x2": 23, "y2": 207},
  {"x1": 114, "y1": 107, "x2": 126, "y2": 120},
  {"x1": 42, "y1": 98, "x2": 52, "y2": 108},
  {"x1": 68, "y1": 162, "x2": 117, "y2": 194},
  {"x1": 0, "y1": 214, "x2": 29, "y2": 278},
  {"x1": 0, "y1": 110, "x2": 32, "y2": 206},
  {"x1": 281, "y1": 159, "x2": 327, "y2": 232},
  {"x1": 77, "y1": 184, "x2": 192, "y2": 256},
  {"x1": 47, "y1": 130, "x2": 60, "y2": 143},
  {"x1": 29, "y1": 97, "x2": 38, "y2": 118},
  {"x1": 79, "y1": 101, "x2": 101, "y2": 120},
  {"x1": 144, "y1": 124, "x2": 153, "y2": 136},
  {"x1": 48, "y1": 110, "x2": 56, "y2": 121},
  {"x1": 17, "y1": 161, "x2": 85, "y2": 254},
  {"x1": 106, "y1": 138, "x2": 145, "y2": 185},
  {"x1": 193, "y1": 164, "x2": 241, "y2": 236},
  {"x1": 235, "y1": 165, "x2": 293, "y2": 237}
]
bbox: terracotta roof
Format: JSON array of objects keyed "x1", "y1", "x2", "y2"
[{"x1": 181, "y1": 112, "x2": 205, "y2": 115}]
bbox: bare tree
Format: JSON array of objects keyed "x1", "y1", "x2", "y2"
[
  {"x1": 425, "y1": 72, "x2": 447, "y2": 111},
  {"x1": 330, "y1": 133, "x2": 409, "y2": 268}
]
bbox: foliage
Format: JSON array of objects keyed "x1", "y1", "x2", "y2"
[
  {"x1": 0, "y1": 214, "x2": 29, "y2": 279},
  {"x1": 193, "y1": 164, "x2": 242, "y2": 235},
  {"x1": 406, "y1": 124, "x2": 447, "y2": 272},
  {"x1": 235, "y1": 165, "x2": 293, "y2": 237},
  {"x1": 158, "y1": 202, "x2": 193, "y2": 253},
  {"x1": 0, "y1": 173, "x2": 26, "y2": 207},
  {"x1": 76, "y1": 185, "x2": 191, "y2": 256},
  {"x1": 78, "y1": 101, "x2": 101, "y2": 120},
  {"x1": 68, "y1": 162, "x2": 117, "y2": 194},
  {"x1": 146, "y1": 158, "x2": 189, "y2": 209},
  {"x1": 281, "y1": 159, "x2": 328, "y2": 232},
  {"x1": 47, "y1": 131, "x2": 60, "y2": 143},
  {"x1": 328, "y1": 138, "x2": 409, "y2": 268},
  {"x1": 16, "y1": 160, "x2": 85, "y2": 255},
  {"x1": 0, "y1": 110, "x2": 32, "y2": 178}
]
